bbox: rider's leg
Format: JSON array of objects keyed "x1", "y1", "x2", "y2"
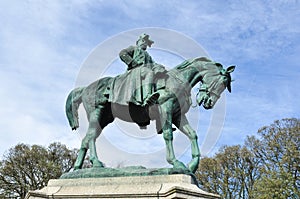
[{"x1": 142, "y1": 69, "x2": 159, "y2": 106}]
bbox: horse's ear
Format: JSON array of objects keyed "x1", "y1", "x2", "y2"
[
  {"x1": 227, "y1": 84, "x2": 232, "y2": 93},
  {"x1": 226, "y1": 65, "x2": 235, "y2": 73}
]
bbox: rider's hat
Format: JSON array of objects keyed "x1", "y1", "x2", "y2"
[{"x1": 136, "y1": 33, "x2": 154, "y2": 47}]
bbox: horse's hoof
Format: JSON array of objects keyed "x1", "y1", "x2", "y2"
[
  {"x1": 173, "y1": 160, "x2": 188, "y2": 170},
  {"x1": 188, "y1": 157, "x2": 200, "y2": 173},
  {"x1": 93, "y1": 164, "x2": 104, "y2": 168},
  {"x1": 92, "y1": 161, "x2": 105, "y2": 168}
]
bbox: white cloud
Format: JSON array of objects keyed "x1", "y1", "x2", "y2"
[
  {"x1": 0, "y1": 0, "x2": 299, "y2": 169},
  {"x1": 158, "y1": 1, "x2": 299, "y2": 63},
  {"x1": 0, "y1": 1, "x2": 92, "y2": 157}
]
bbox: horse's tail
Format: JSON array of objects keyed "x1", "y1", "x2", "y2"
[{"x1": 65, "y1": 87, "x2": 85, "y2": 130}]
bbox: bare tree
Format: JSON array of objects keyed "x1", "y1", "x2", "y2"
[{"x1": 0, "y1": 142, "x2": 77, "y2": 199}]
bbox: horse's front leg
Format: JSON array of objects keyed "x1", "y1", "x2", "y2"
[
  {"x1": 174, "y1": 115, "x2": 200, "y2": 173},
  {"x1": 160, "y1": 103, "x2": 187, "y2": 170}
]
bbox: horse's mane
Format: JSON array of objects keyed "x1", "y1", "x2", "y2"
[
  {"x1": 174, "y1": 57, "x2": 213, "y2": 70},
  {"x1": 170, "y1": 57, "x2": 224, "y2": 79}
]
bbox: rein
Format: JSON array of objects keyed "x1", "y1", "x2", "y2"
[
  {"x1": 192, "y1": 83, "x2": 209, "y2": 108},
  {"x1": 168, "y1": 70, "x2": 186, "y2": 85}
]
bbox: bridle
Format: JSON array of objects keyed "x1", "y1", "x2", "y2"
[{"x1": 195, "y1": 71, "x2": 230, "y2": 107}]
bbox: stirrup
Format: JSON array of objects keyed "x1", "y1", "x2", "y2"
[{"x1": 144, "y1": 92, "x2": 160, "y2": 106}]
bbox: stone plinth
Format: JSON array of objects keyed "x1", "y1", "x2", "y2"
[{"x1": 25, "y1": 174, "x2": 220, "y2": 199}]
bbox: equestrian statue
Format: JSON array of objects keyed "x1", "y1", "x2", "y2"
[{"x1": 65, "y1": 34, "x2": 235, "y2": 174}]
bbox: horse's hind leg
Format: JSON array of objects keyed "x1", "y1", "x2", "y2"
[
  {"x1": 74, "y1": 107, "x2": 104, "y2": 169},
  {"x1": 74, "y1": 148, "x2": 87, "y2": 170}
]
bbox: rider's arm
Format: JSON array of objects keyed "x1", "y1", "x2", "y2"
[{"x1": 119, "y1": 46, "x2": 138, "y2": 70}]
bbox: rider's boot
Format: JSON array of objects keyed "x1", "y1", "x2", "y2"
[
  {"x1": 143, "y1": 84, "x2": 160, "y2": 106},
  {"x1": 144, "y1": 92, "x2": 160, "y2": 106}
]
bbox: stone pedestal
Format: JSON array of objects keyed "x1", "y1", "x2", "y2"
[{"x1": 26, "y1": 174, "x2": 219, "y2": 199}]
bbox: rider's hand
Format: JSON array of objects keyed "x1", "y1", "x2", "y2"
[
  {"x1": 128, "y1": 60, "x2": 139, "y2": 70},
  {"x1": 153, "y1": 64, "x2": 168, "y2": 77}
]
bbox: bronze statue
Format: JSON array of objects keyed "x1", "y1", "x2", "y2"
[
  {"x1": 111, "y1": 34, "x2": 167, "y2": 107},
  {"x1": 65, "y1": 35, "x2": 235, "y2": 174}
]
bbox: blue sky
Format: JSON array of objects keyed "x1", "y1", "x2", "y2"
[{"x1": 0, "y1": 1, "x2": 299, "y2": 168}]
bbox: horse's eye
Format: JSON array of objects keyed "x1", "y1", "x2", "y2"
[{"x1": 223, "y1": 76, "x2": 228, "y2": 85}]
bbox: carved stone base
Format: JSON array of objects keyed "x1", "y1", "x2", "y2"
[{"x1": 26, "y1": 174, "x2": 220, "y2": 199}]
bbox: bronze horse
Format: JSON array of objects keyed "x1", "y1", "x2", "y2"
[{"x1": 65, "y1": 57, "x2": 235, "y2": 173}]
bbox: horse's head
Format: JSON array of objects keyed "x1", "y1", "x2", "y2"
[{"x1": 196, "y1": 62, "x2": 235, "y2": 109}]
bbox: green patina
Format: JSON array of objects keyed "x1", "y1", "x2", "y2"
[{"x1": 65, "y1": 34, "x2": 235, "y2": 177}]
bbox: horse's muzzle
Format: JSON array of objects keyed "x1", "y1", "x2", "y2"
[
  {"x1": 203, "y1": 103, "x2": 213, "y2": 110},
  {"x1": 203, "y1": 98, "x2": 213, "y2": 109},
  {"x1": 197, "y1": 92, "x2": 213, "y2": 109}
]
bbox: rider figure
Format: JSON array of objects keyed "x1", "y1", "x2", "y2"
[{"x1": 119, "y1": 33, "x2": 166, "y2": 106}]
